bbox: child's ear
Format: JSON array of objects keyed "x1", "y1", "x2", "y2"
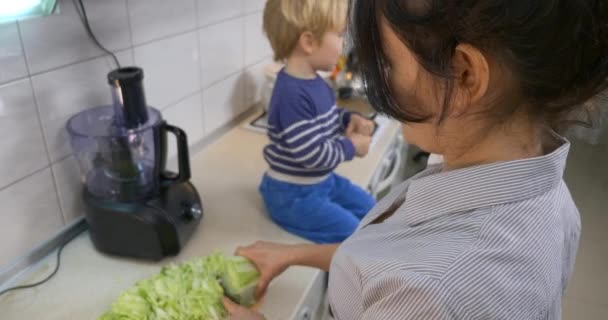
[{"x1": 298, "y1": 31, "x2": 317, "y2": 55}]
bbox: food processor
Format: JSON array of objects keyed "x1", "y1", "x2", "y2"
[{"x1": 66, "y1": 67, "x2": 203, "y2": 260}]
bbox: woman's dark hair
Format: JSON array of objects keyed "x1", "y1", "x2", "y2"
[{"x1": 350, "y1": 0, "x2": 608, "y2": 130}]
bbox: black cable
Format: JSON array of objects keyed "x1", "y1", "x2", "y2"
[
  {"x1": 72, "y1": 0, "x2": 121, "y2": 68},
  {"x1": 0, "y1": 239, "x2": 70, "y2": 297}
]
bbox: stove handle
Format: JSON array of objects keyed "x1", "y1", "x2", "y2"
[{"x1": 161, "y1": 123, "x2": 191, "y2": 185}]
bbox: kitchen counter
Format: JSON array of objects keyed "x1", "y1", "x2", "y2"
[{"x1": 0, "y1": 108, "x2": 400, "y2": 320}]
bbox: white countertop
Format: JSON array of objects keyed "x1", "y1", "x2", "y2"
[{"x1": 0, "y1": 110, "x2": 400, "y2": 320}]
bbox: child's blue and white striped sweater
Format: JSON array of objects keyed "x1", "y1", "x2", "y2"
[{"x1": 263, "y1": 69, "x2": 354, "y2": 183}]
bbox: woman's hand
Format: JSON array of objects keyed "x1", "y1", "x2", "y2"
[
  {"x1": 223, "y1": 297, "x2": 266, "y2": 320},
  {"x1": 236, "y1": 241, "x2": 295, "y2": 298}
]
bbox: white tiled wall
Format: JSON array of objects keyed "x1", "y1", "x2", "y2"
[
  {"x1": 199, "y1": 18, "x2": 244, "y2": 88},
  {"x1": 19, "y1": 0, "x2": 131, "y2": 74},
  {"x1": 0, "y1": 0, "x2": 272, "y2": 269},
  {"x1": 245, "y1": 12, "x2": 272, "y2": 65},
  {"x1": 0, "y1": 169, "x2": 64, "y2": 268},
  {"x1": 244, "y1": 0, "x2": 266, "y2": 14},
  {"x1": 128, "y1": 0, "x2": 197, "y2": 45},
  {"x1": 0, "y1": 80, "x2": 48, "y2": 188},
  {"x1": 203, "y1": 72, "x2": 246, "y2": 134},
  {"x1": 134, "y1": 31, "x2": 200, "y2": 109},
  {"x1": 0, "y1": 22, "x2": 28, "y2": 83},
  {"x1": 198, "y1": 0, "x2": 244, "y2": 27}
]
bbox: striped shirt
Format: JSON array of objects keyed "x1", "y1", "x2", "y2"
[
  {"x1": 263, "y1": 69, "x2": 354, "y2": 184},
  {"x1": 328, "y1": 137, "x2": 581, "y2": 319}
]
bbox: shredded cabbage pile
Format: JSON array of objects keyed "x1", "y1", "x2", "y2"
[{"x1": 99, "y1": 253, "x2": 260, "y2": 320}]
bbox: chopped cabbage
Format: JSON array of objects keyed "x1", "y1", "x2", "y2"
[{"x1": 99, "y1": 253, "x2": 259, "y2": 320}]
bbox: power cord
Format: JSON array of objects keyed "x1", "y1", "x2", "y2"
[
  {"x1": 72, "y1": 0, "x2": 121, "y2": 68},
  {"x1": 0, "y1": 239, "x2": 70, "y2": 297}
]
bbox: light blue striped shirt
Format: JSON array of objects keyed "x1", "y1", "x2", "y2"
[{"x1": 329, "y1": 137, "x2": 581, "y2": 319}]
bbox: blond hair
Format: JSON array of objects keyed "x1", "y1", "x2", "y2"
[{"x1": 263, "y1": 0, "x2": 347, "y2": 61}]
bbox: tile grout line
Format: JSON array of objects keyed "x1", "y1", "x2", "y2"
[
  {"x1": 15, "y1": 20, "x2": 67, "y2": 224},
  {"x1": 0, "y1": 165, "x2": 51, "y2": 196},
  {"x1": 124, "y1": 0, "x2": 136, "y2": 64},
  {"x1": 0, "y1": 21, "x2": 32, "y2": 87},
  {"x1": 0, "y1": 46, "x2": 134, "y2": 87},
  {"x1": 202, "y1": 55, "x2": 272, "y2": 92},
  {"x1": 132, "y1": 14, "x2": 248, "y2": 50},
  {"x1": 28, "y1": 0, "x2": 132, "y2": 78},
  {"x1": 198, "y1": 4, "x2": 261, "y2": 29},
  {"x1": 199, "y1": 13, "x2": 248, "y2": 29},
  {"x1": 0, "y1": 75, "x2": 30, "y2": 88},
  {"x1": 193, "y1": 0, "x2": 207, "y2": 137},
  {"x1": 15, "y1": 21, "x2": 32, "y2": 78},
  {"x1": 0, "y1": 49, "x2": 270, "y2": 90},
  {"x1": 29, "y1": 84, "x2": 67, "y2": 225},
  {"x1": 0, "y1": 144, "x2": 77, "y2": 196},
  {"x1": 203, "y1": 69, "x2": 246, "y2": 91},
  {"x1": 48, "y1": 165, "x2": 69, "y2": 225},
  {"x1": 162, "y1": 89, "x2": 204, "y2": 112}
]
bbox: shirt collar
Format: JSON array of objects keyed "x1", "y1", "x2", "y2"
[{"x1": 402, "y1": 137, "x2": 571, "y2": 226}]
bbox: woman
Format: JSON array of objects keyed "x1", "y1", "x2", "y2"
[{"x1": 224, "y1": 0, "x2": 608, "y2": 319}]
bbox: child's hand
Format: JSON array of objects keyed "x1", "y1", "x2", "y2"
[
  {"x1": 349, "y1": 133, "x2": 372, "y2": 157},
  {"x1": 347, "y1": 114, "x2": 375, "y2": 137}
]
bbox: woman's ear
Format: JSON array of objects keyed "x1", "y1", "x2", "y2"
[
  {"x1": 297, "y1": 31, "x2": 317, "y2": 55},
  {"x1": 451, "y1": 43, "x2": 490, "y2": 112}
]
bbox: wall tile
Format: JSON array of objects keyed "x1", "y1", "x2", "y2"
[
  {"x1": 128, "y1": 0, "x2": 197, "y2": 45},
  {"x1": 32, "y1": 50, "x2": 133, "y2": 161},
  {"x1": 203, "y1": 72, "x2": 245, "y2": 135},
  {"x1": 134, "y1": 32, "x2": 200, "y2": 109},
  {"x1": 244, "y1": 12, "x2": 272, "y2": 66},
  {"x1": 19, "y1": 0, "x2": 131, "y2": 74},
  {"x1": 0, "y1": 169, "x2": 63, "y2": 269},
  {"x1": 197, "y1": 0, "x2": 244, "y2": 27},
  {"x1": 52, "y1": 156, "x2": 85, "y2": 224},
  {"x1": 244, "y1": 0, "x2": 266, "y2": 13},
  {"x1": 244, "y1": 57, "x2": 272, "y2": 108},
  {"x1": 163, "y1": 93, "x2": 205, "y2": 170},
  {"x1": 199, "y1": 18, "x2": 244, "y2": 88},
  {"x1": 0, "y1": 79, "x2": 49, "y2": 189},
  {"x1": 0, "y1": 22, "x2": 28, "y2": 84},
  {"x1": 164, "y1": 93, "x2": 205, "y2": 144}
]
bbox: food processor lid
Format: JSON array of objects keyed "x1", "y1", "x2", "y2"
[{"x1": 67, "y1": 105, "x2": 162, "y2": 138}]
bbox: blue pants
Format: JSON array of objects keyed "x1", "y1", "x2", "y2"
[{"x1": 259, "y1": 173, "x2": 376, "y2": 244}]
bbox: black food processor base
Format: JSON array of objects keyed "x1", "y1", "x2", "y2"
[{"x1": 83, "y1": 181, "x2": 203, "y2": 260}]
